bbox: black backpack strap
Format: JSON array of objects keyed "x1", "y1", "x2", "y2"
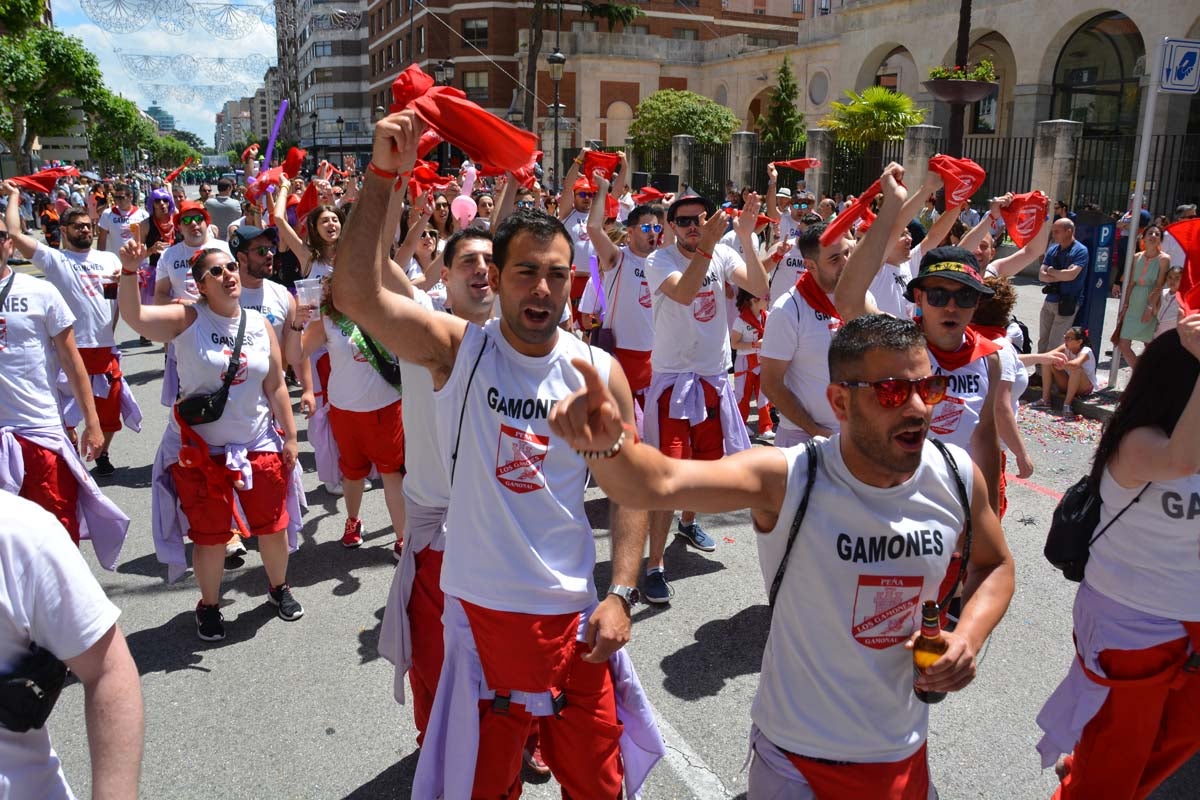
[
  {"x1": 768, "y1": 440, "x2": 819, "y2": 610},
  {"x1": 449, "y1": 333, "x2": 488, "y2": 486},
  {"x1": 1088, "y1": 482, "x2": 1151, "y2": 547},
  {"x1": 930, "y1": 438, "x2": 972, "y2": 611},
  {"x1": 218, "y1": 309, "x2": 248, "y2": 395}
]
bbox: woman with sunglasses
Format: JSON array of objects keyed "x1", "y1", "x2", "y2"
[
  {"x1": 429, "y1": 192, "x2": 455, "y2": 242},
  {"x1": 1028, "y1": 326, "x2": 1096, "y2": 416},
  {"x1": 117, "y1": 241, "x2": 305, "y2": 641},
  {"x1": 1113, "y1": 223, "x2": 1171, "y2": 369},
  {"x1": 1037, "y1": 313, "x2": 1200, "y2": 799},
  {"x1": 143, "y1": 189, "x2": 177, "y2": 307}
]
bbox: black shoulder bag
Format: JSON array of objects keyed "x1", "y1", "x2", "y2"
[
  {"x1": 176, "y1": 309, "x2": 247, "y2": 426},
  {"x1": 0, "y1": 642, "x2": 69, "y2": 732},
  {"x1": 360, "y1": 331, "x2": 404, "y2": 390},
  {"x1": 1045, "y1": 474, "x2": 1149, "y2": 582}
]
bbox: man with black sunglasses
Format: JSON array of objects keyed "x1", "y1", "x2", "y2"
[{"x1": 550, "y1": 312, "x2": 1014, "y2": 798}]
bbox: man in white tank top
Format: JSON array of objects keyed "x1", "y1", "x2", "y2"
[
  {"x1": 551, "y1": 313, "x2": 1014, "y2": 799},
  {"x1": 336, "y1": 112, "x2": 662, "y2": 799}
]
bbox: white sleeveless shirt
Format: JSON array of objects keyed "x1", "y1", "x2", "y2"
[
  {"x1": 754, "y1": 436, "x2": 969, "y2": 761},
  {"x1": 928, "y1": 349, "x2": 991, "y2": 453},
  {"x1": 435, "y1": 319, "x2": 612, "y2": 614},
  {"x1": 321, "y1": 314, "x2": 402, "y2": 413},
  {"x1": 239, "y1": 280, "x2": 292, "y2": 343},
  {"x1": 399, "y1": 290, "x2": 446, "y2": 508},
  {"x1": 173, "y1": 305, "x2": 273, "y2": 448},
  {"x1": 1087, "y1": 467, "x2": 1200, "y2": 620}
]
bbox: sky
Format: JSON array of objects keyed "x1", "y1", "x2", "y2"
[{"x1": 54, "y1": 0, "x2": 279, "y2": 147}]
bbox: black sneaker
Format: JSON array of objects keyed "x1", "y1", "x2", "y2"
[
  {"x1": 268, "y1": 583, "x2": 304, "y2": 621},
  {"x1": 195, "y1": 602, "x2": 225, "y2": 641},
  {"x1": 92, "y1": 453, "x2": 115, "y2": 477}
]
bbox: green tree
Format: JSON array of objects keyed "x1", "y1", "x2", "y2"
[
  {"x1": 629, "y1": 89, "x2": 739, "y2": 150},
  {"x1": 0, "y1": 27, "x2": 105, "y2": 171},
  {"x1": 818, "y1": 86, "x2": 925, "y2": 147},
  {"x1": 149, "y1": 134, "x2": 200, "y2": 169},
  {"x1": 581, "y1": 2, "x2": 646, "y2": 33},
  {"x1": 756, "y1": 57, "x2": 805, "y2": 144},
  {"x1": 0, "y1": 0, "x2": 45, "y2": 35},
  {"x1": 169, "y1": 129, "x2": 208, "y2": 153},
  {"x1": 87, "y1": 90, "x2": 157, "y2": 172}
]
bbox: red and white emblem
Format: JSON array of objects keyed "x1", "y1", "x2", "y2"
[
  {"x1": 495, "y1": 424, "x2": 549, "y2": 494},
  {"x1": 948, "y1": 178, "x2": 977, "y2": 205},
  {"x1": 692, "y1": 290, "x2": 717, "y2": 323},
  {"x1": 638, "y1": 281, "x2": 652, "y2": 309},
  {"x1": 1015, "y1": 205, "x2": 1040, "y2": 240},
  {"x1": 220, "y1": 348, "x2": 249, "y2": 385},
  {"x1": 930, "y1": 394, "x2": 965, "y2": 435},
  {"x1": 851, "y1": 575, "x2": 923, "y2": 649}
]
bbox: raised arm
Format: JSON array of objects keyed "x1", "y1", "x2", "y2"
[
  {"x1": 2, "y1": 182, "x2": 39, "y2": 257},
  {"x1": 657, "y1": 211, "x2": 728, "y2": 306},
  {"x1": 764, "y1": 163, "x2": 780, "y2": 222},
  {"x1": 493, "y1": 173, "x2": 518, "y2": 227},
  {"x1": 959, "y1": 194, "x2": 1009, "y2": 254},
  {"x1": 610, "y1": 151, "x2": 629, "y2": 200},
  {"x1": 116, "y1": 241, "x2": 195, "y2": 342},
  {"x1": 835, "y1": 163, "x2": 907, "y2": 321},
  {"x1": 272, "y1": 184, "x2": 310, "y2": 274},
  {"x1": 988, "y1": 205, "x2": 1051, "y2": 279},
  {"x1": 728, "y1": 193, "x2": 769, "y2": 298},
  {"x1": 586, "y1": 171, "x2": 620, "y2": 271}
]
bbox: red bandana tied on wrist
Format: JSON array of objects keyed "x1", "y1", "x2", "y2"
[
  {"x1": 999, "y1": 191, "x2": 1049, "y2": 248},
  {"x1": 164, "y1": 156, "x2": 194, "y2": 184},
  {"x1": 929, "y1": 155, "x2": 986, "y2": 207},
  {"x1": 390, "y1": 64, "x2": 538, "y2": 175},
  {"x1": 821, "y1": 179, "x2": 882, "y2": 247},
  {"x1": 795, "y1": 271, "x2": 840, "y2": 321},
  {"x1": 1165, "y1": 218, "x2": 1200, "y2": 313},
  {"x1": 773, "y1": 158, "x2": 822, "y2": 172},
  {"x1": 10, "y1": 165, "x2": 79, "y2": 195},
  {"x1": 928, "y1": 325, "x2": 1000, "y2": 373}
]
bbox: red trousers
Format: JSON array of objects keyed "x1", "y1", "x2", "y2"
[
  {"x1": 785, "y1": 742, "x2": 930, "y2": 799},
  {"x1": 462, "y1": 602, "x2": 624, "y2": 800},
  {"x1": 16, "y1": 435, "x2": 80, "y2": 543},
  {"x1": 1056, "y1": 626, "x2": 1200, "y2": 800},
  {"x1": 78, "y1": 347, "x2": 123, "y2": 433},
  {"x1": 408, "y1": 547, "x2": 445, "y2": 744}
]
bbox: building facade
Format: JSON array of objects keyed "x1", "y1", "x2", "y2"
[{"x1": 145, "y1": 103, "x2": 176, "y2": 133}]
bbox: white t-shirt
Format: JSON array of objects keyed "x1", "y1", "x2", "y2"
[
  {"x1": 156, "y1": 239, "x2": 231, "y2": 302},
  {"x1": 1087, "y1": 467, "x2": 1200, "y2": 619},
  {"x1": 1155, "y1": 289, "x2": 1180, "y2": 339},
  {"x1": 562, "y1": 209, "x2": 594, "y2": 272},
  {"x1": 0, "y1": 272, "x2": 75, "y2": 429},
  {"x1": 32, "y1": 245, "x2": 119, "y2": 349},
  {"x1": 720, "y1": 228, "x2": 758, "y2": 259},
  {"x1": 993, "y1": 336, "x2": 1027, "y2": 417},
  {"x1": 1076, "y1": 346, "x2": 1097, "y2": 388},
  {"x1": 760, "y1": 287, "x2": 843, "y2": 434},
  {"x1": 239, "y1": 280, "x2": 293, "y2": 343},
  {"x1": 308, "y1": 260, "x2": 334, "y2": 282},
  {"x1": 870, "y1": 261, "x2": 915, "y2": 320},
  {"x1": 321, "y1": 314, "x2": 402, "y2": 413},
  {"x1": 577, "y1": 248, "x2": 655, "y2": 352},
  {"x1": 731, "y1": 315, "x2": 762, "y2": 375},
  {"x1": 398, "y1": 290, "x2": 446, "y2": 509},
  {"x1": 0, "y1": 493, "x2": 121, "y2": 800},
  {"x1": 928, "y1": 348, "x2": 992, "y2": 453},
  {"x1": 96, "y1": 205, "x2": 148, "y2": 255},
  {"x1": 753, "y1": 436, "x2": 967, "y2": 762},
  {"x1": 646, "y1": 242, "x2": 742, "y2": 376},
  {"x1": 435, "y1": 320, "x2": 612, "y2": 614}
]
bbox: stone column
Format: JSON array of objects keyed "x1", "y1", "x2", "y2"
[
  {"x1": 625, "y1": 137, "x2": 638, "y2": 174},
  {"x1": 671, "y1": 134, "x2": 695, "y2": 192},
  {"x1": 804, "y1": 128, "x2": 834, "y2": 197},
  {"x1": 903, "y1": 124, "x2": 943, "y2": 189},
  {"x1": 1031, "y1": 119, "x2": 1082, "y2": 203},
  {"x1": 730, "y1": 131, "x2": 757, "y2": 192}
]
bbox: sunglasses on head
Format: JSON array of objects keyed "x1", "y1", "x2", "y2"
[
  {"x1": 180, "y1": 214, "x2": 206, "y2": 225},
  {"x1": 839, "y1": 375, "x2": 949, "y2": 408},
  {"x1": 673, "y1": 215, "x2": 702, "y2": 228},
  {"x1": 204, "y1": 262, "x2": 239, "y2": 279},
  {"x1": 639, "y1": 223, "x2": 663, "y2": 234},
  {"x1": 922, "y1": 285, "x2": 980, "y2": 308}
]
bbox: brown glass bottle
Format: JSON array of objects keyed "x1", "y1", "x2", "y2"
[{"x1": 913, "y1": 600, "x2": 948, "y2": 704}]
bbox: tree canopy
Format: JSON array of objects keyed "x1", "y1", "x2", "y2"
[
  {"x1": 757, "y1": 57, "x2": 805, "y2": 144},
  {"x1": 169, "y1": 129, "x2": 210, "y2": 153},
  {"x1": 628, "y1": 89, "x2": 739, "y2": 150},
  {"x1": 581, "y1": 2, "x2": 646, "y2": 33},
  {"x1": 818, "y1": 86, "x2": 925, "y2": 147}
]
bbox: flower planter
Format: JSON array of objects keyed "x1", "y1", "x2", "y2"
[{"x1": 922, "y1": 79, "x2": 996, "y2": 104}]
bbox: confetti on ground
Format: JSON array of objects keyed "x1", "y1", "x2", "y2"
[
  {"x1": 723, "y1": 536, "x2": 736, "y2": 544},
  {"x1": 1017, "y1": 406, "x2": 1104, "y2": 451}
]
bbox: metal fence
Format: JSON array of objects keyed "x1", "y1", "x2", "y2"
[
  {"x1": 688, "y1": 142, "x2": 731, "y2": 203},
  {"x1": 961, "y1": 136, "x2": 1035, "y2": 203},
  {"x1": 748, "y1": 139, "x2": 807, "y2": 194},
  {"x1": 825, "y1": 139, "x2": 904, "y2": 198},
  {"x1": 635, "y1": 146, "x2": 672, "y2": 177},
  {"x1": 1073, "y1": 134, "x2": 1200, "y2": 217}
]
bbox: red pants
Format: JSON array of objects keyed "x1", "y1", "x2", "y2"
[
  {"x1": 170, "y1": 451, "x2": 289, "y2": 545},
  {"x1": 408, "y1": 547, "x2": 445, "y2": 744},
  {"x1": 78, "y1": 347, "x2": 123, "y2": 433},
  {"x1": 657, "y1": 378, "x2": 725, "y2": 461},
  {"x1": 735, "y1": 370, "x2": 772, "y2": 432},
  {"x1": 16, "y1": 435, "x2": 80, "y2": 544},
  {"x1": 462, "y1": 602, "x2": 624, "y2": 799},
  {"x1": 1056, "y1": 629, "x2": 1200, "y2": 800},
  {"x1": 784, "y1": 742, "x2": 930, "y2": 799},
  {"x1": 612, "y1": 347, "x2": 652, "y2": 397},
  {"x1": 328, "y1": 401, "x2": 405, "y2": 478}
]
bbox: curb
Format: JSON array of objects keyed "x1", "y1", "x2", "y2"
[{"x1": 1021, "y1": 384, "x2": 1115, "y2": 424}]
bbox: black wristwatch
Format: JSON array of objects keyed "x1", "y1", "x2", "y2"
[{"x1": 607, "y1": 585, "x2": 640, "y2": 609}]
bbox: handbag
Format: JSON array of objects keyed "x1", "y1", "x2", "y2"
[
  {"x1": 359, "y1": 330, "x2": 404, "y2": 390},
  {"x1": 0, "y1": 643, "x2": 69, "y2": 733},
  {"x1": 591, "y1": 254, "x2": 623, "y2": 356},
  {"x1": 1044, "y1": 475, "x2": 1149, "y2": 582},
  {"x1": 176, "y1": 309, "x2": 247, "y2": 426},
  {"x1": 1057, "y1": 294, "x2": 1078, "y2": 317}
]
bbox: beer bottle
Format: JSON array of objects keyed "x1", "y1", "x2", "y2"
[{"x1": 913, "y1": 600, "x2": 948, "y2": 704}]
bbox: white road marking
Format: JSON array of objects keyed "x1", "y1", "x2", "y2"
[{"x1": 651, "y1": 706, "x2": 734, "y2": 799}]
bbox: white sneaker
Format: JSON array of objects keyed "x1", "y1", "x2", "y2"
[
  {"x1": 225, "y1": 538, "x2": 247, "y2": 558},
  {"x1": 323, "y1": 480, "x2": 344, "y2": 496},
  {"x1": 759, "y1": 430, "x2": 776, "y2": 441},
  {"x1": 363, "y1": 478, "x2": 372, "y2": 491}
]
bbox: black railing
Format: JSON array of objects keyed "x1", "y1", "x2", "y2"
[
  {"x1": 688, "y1": 142, "x2": 730, "y2": 204},
  {"x1": 636, "y1": 146, "x2": 672, "y2": 177},
  {"x1": 749, "y1": 139, "x2": 806, "y2": 194},
  {"x1": 961, "y1": 136, "x2": 1035, "y2": 202},
  {"x1": 826, "y1": 139, "x2": 903, "y2": 198},
  {"x1": 1073, "y1": 134, "x2": 1200, "y2": 217}
]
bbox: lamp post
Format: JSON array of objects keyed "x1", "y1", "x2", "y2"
[
  {"x1": 309, "y1": 111, "x2": 319, "y2": 172},
  {"x1": 432, "y1": 59, "x2": 455, "y2": 173},
  {"x1": 336, "y1": 114, "x2": 345, "y2": 171},
  {"x1": 547, "y1": 49, "x2": 566, "y2": 193}
]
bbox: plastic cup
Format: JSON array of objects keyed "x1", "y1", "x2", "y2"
[{"x1": 295, "y1": 278, "x2": 322, "y2": 310}]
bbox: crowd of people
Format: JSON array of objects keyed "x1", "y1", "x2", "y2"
[{"x1": 0, "y1": 99, "x2": 1197, "y2": 799}]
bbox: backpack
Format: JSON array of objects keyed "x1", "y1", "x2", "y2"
[{"x1": 1011, "y1": 316, "x2": 1032, "y2": 355}]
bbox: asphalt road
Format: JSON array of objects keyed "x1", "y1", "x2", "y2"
[{"x1": 36, "y1": 285, "x2": 1198, "y2": 799}]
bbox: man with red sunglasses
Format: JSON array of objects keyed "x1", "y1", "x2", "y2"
[{"x1": 550, "y1": 312, "x2": 1014, "y2": 799}]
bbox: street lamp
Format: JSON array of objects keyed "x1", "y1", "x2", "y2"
[
  {"x1": 432, "y1": 60, "x2": 455, "y2": 173},
  {"x1": 309, "y1": 111, "x2": 319, "y2": 171},
  {"x1": 547, "y1": 48, "x2": 566, "y2": 192},
  {"x1": 336, "y1": 115, "x2": 345, "y2": 171}
]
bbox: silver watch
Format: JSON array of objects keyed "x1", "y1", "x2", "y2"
[{"x1": 608, "y1": 585, "x2": 640, "y2": 608}]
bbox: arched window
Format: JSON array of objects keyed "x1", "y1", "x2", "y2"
[{"x1": 1051, "y1": 12, "x2": 1144, "y2": 135}]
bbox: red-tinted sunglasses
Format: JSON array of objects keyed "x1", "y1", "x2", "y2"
[{"x1": 838, "y1": 375, "x2": 949, "y2": 408}]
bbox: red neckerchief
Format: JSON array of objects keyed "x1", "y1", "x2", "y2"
[
  {"x1": 153, "y1": 214, "x2": 174, "y2": 243},
  {"x1": 928, "y1": 326, "x2": 1001, "y2": 372},
  {"x1": 795, "y1": 271, "x2": 840, "y2": 320},
  {"x1": 738, "y1": 304, "x2": 765, "y2": 338},
  {"x1": 968, "y1": 323, "x2": 1008, "y2": 343}
]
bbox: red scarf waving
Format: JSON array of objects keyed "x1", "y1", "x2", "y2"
[
  {"x1": 928, "y1": 326, "x2": 1001, "y2": 373},
  {"x1": 795, "y1": 271, "x2": 840, "y2": 321}
]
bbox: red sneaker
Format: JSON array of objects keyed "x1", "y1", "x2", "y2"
[
  {"x1": 523, "y1": 745, "x2": 551, "y2": 776},
  {"x1": 341, "y1": 518, "x2": 363, "y2": 548}
]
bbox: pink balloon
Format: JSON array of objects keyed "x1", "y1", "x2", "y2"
[{"x1": 451, "y1": 194, "x2": 477, "y2": 228}]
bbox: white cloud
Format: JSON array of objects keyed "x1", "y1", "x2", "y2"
[{"x1": 58, "y1": 18, "x2": 279, "y2": 146}]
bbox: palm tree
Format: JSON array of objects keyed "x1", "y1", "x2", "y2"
[{"x1": 819, "y1": 86, "x2": 925, "y2": 147}]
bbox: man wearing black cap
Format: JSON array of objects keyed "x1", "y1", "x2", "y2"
[{"x1": 640, "y1": 191, "x2": 768, "y2": 603}]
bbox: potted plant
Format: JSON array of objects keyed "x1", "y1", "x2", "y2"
[{"x1": 923, "y1": 59, "x2": 997, "y2": 103}]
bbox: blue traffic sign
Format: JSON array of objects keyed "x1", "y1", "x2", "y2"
[{"x1": 1161, "y1": 38, "x2": 1200, "y2": 94}]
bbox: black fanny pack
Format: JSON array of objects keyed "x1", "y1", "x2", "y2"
[
  {"x1": 0, "y1": 643, "x2": 69, "y2": 733},
  {"x1": 360, "y1": 331, "x2": 403, "y2": 390},
  {"x1": 176, "y1": 309, "x2": 247, "y2": 426}
]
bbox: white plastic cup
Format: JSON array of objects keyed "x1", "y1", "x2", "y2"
[{"x1": 295, "y1": 278, "x2": 322, "y2": 311}]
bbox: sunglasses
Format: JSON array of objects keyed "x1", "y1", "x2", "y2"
[
  {"x1": 838, "y1": 375, "x2": 949, "y2": 408},
  {"x1": 204, "y1": 262, "x2": 239, "y2": 279},
  {"x1": 792, "y1": 202, "x2": 811, "y2": 210},
  {"x1": 180, "y1": 214, "x2": 206, "y2": 225},
  {"x1": 576, "y1": 192, "x2": 594, "y2": 199},
  {"x1": 921, "y1": 286, "x2": 980, "y2": 308},
  {"x1": 154, "y1": 197, "x2": 171, "y2": 204},
  {"x1": 434, "y1": 203, "x2": 449, "y2": 210},
  {"x1": 639, "y1": 223, "x2": 663, "y2": 234},
  {"x1": 419, "y1": 230, "x2": 437, "y2": 239},
  {"x1": 0, "y1": 231, "x2": 9, "y2": 242},
  {"x1": 250, "y1": 245, "x2": 276, "y2": 256},
  {"x1": 68, "y1": 222, "x2": 93, "y2": 231},
  {"x1": 516, "y1": 200, "x2": 534, "y2": 209},
  {"x1": 673, "y1": 215, "x2": 702, "y2": 228},
  {"x1": 112, "y1": 195, "x2": 128, "y2": 200}
]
